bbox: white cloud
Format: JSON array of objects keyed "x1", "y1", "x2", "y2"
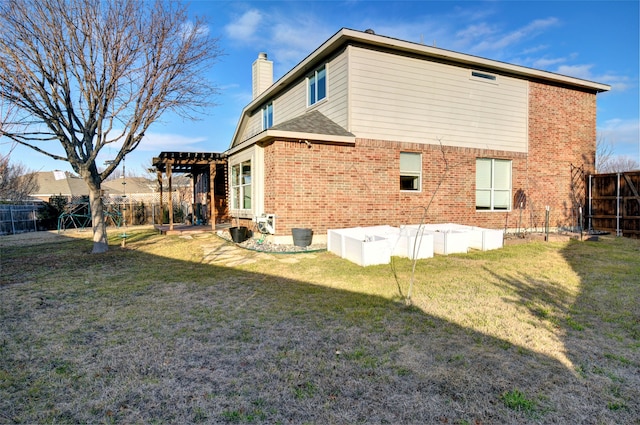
[
  {"x1": 532, "y1": 56, "x2": 566, "y2": 69},
  {"x1": 137, "y1": 132, "x2": 209, "y2": 152},
  {"x1": 180, "y1": 21, "x2": 209, "y2": 40},
  {"x1": 595, "y1": 73, "x2": 634, "y2": 92},
  {"x1": 470, "y1": 17, "x2": 560, "y2": 54},
  {"x1": 225, "y1": 9, "x2": 262, "y2": 42},
  {"x1": 456, "y1": 22, "x2": 497, "y2": 43},
  {"x1": 521, "y1": 44, "x2": 549, "y2": 55},
  {"x1": 598, "y1": 118, "x2": 640, "y2": 157},
  {"x1": 270, "y1": 21, "x2": 330, "y2": 69},
  {"x1": 555, "y1": 64, "x2": 595, "y2": 80},
  {"x1": 360, "y1": 18, "x2": 457, "y2": 50},
  {"x1": 552, "y1": 65, "x2": 633, "y2": 92}
]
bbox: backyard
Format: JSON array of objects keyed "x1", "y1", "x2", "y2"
[{"x1": 1, "y1": 227, "x2": 638, "y2": 424}]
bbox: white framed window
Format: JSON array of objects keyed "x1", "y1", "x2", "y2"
[
  {"x1": 308, "y1": 64, "x2": 326, "y2": 106},
  {"x1": 231, "y1": 160, "x2": 252, "y2": 210},
  {"x1": 400, "y1": 152, "x2": 422, "y2": 191},
  {"x1": 476, "y1": 158, "x2": 511, "y2": 211},
  {"x1": 262, "y1": 102, "x2": 273, "y2": 130}
]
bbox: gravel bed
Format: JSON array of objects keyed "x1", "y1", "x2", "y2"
[{"x1": 217, "y1": 230, "x2": 326, "y2": 253}]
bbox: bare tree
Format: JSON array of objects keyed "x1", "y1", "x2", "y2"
[
  {"x1": 599, "y1": 156, "x2": 640, "y2": 173},
  {"x1": 596, "y1": 134, "x2": 614, "y2": 173},
  {"x1": 596, "y1": 134, "x2": 640, "y2": 173},
  {"x1": 0, "y1": 0, "x2": 220, "y2": 252},
  {"x1": 0, "y1": 153, "x2": 39, "y2": 201}
]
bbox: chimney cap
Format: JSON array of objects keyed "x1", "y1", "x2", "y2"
[{"x1": 258, "y1": 52, "x2": 268, "y2": 59}]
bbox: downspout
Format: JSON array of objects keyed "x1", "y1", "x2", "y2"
[
  {"x1": 587, "y1": 174, "x2": 592, "y2": 233},
  {"x1": 616, "y1": 172, "x2": 621, "y2": 236}
]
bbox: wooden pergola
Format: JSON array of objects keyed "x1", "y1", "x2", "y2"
[{"x1": 151, "y1": 152, "x2": 227, "y2": 231}]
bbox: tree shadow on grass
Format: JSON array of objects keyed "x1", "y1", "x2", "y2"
[
  {"x1": 0, "y1": 231, "x2": 637, "y2": 424},
  {"x1": 559, "y1": 238, "x2": 640, "y2": 421},
  {"x1": 480, "y1": 237, "x2": 640, "y2": 424}
]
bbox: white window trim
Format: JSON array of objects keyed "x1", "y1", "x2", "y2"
[
  {"x1": 230, "y1": 159, "x2": 252, "y2": 215},
  {"x1": 400, "y1": 152, "x2": 422, "y2": 193},
  {"x1": 476, "y1": 158, "x2": 512, "y2": 211},
  {"x1": 307, "y1": 64, "x2": 328, "y2": 107},
  {"x1": 262, "y1": 102, "x2": 273, "y2": 130},
  {"x1": 229, "y1": 147, "x2": 264, "y2": 219}
]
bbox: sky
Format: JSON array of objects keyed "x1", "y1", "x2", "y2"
[{"x1": 2, "y1": 0, "x2": 639, "y2": 176}]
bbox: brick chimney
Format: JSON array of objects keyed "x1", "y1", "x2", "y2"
[{"x1": 252, "y1": 52, "x2": 273, "y2": 99}]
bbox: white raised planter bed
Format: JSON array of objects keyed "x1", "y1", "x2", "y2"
[
  {"x1": 443, "y1": 223, "x2": 504, "y2": 251},
  {"x1": 405, "y1": 224, "x2": 468, "y2": 255},
  {"x1": 328, "y1": 227, "x2": 393, "y2": 266},
  {"x1": 395, "y1": 226, "x2": 434, "y2": 259},
  {"x1": 328, "y1": 223, "x2": 503, "y2": 265},
  {"x1": 467, "y1": 227, "x2": 503, "y2": 251},
  {"x1": 327, "y1": 225, "x2": 433, "y2": 266},
  {"x1": 327, "y1": 227, "x2": 363, "y2": 258},
  {"x1": 342, "y1": 233, "x2": 391, "y2": 266},
  {"x1": 427, "y1": 230, "x2": 469, "y2": 255}
]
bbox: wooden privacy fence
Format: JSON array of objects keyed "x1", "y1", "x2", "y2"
[{"x1": 587, "y1": 171, "x2": 640, "y2": 237}]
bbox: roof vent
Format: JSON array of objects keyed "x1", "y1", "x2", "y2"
[{"x1": 364, "y1": 28, "x2": 375, "y2": 35}]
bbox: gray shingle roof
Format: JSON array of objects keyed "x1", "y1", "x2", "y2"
[
  {"x1": 270, "y1": 110, "x2": 354, "y2": 137},
  {"x1": 32, "y1": 171, "x2": 88, "y2": 197}
]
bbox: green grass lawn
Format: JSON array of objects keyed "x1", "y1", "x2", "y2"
[{"x1": 1, "y1": 229, "x2": 638, "y2": 424}]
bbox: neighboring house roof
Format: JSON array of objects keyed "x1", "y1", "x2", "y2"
[
  {"x1": 102, "y1": 176, "x2": 157, "y2": 196},
  {"x1": 31, "y1": 171, "x2": 89, "y2": 198},
  {"x1": 31, "y1": 171, "x2": 167, "y2": 200},
  {"x1": 228, "y1": 27, "x2": 611, "y2": 151}
]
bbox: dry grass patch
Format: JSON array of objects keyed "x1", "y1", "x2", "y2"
[{"x1": 1, "y1": 229, "x2": 638, "y2": 424}]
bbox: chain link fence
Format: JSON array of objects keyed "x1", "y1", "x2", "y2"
[{"x1": 1, "y1": 193, "x2": 193, "y2": 235}]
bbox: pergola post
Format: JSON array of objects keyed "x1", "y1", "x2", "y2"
[
  {"x1": 209, "y1": 163, "x2": 217, "y2": 230},
  {"x1": 157, "y1": 170, "x2": 163, "y2": 226},
  {"x1": 167, "y1": 160, "x2": 174, "y2": 231},
  {"x1": 151, "y1": 152, "x2": 227, "y2": 233}
]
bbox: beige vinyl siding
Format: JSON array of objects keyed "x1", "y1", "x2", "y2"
[
  {"x1": 238, "y1": 84, "x2": 306, "y2": 143},
  {"x1": 271, "y1": 50, "x2": 349, "y2": 129},
  {"x1": 240, "y1": 112, "x2": 262, "y2": 142},
  {"x1": 274, "y1": 82, "x2": 306, "y2": 123},
  {"x1": 317, "y1": 50, "x2": 348, "y2": 128},
  {"x1": 238, "y1": 51, "x2": 350, "y2": 143},
  {"x1": 349, "y1": 47, "x2": 528, "y2": 152}
]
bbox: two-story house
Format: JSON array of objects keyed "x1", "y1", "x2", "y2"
[{"x1": 226, "y1": 28, "x2": 610, "y2": 244}]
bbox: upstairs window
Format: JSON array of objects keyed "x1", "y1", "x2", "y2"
[
  {"x1": 400, "y1": 152, "x2": 422, "y2": 191},
  {"x1": 262, "y1": 102, "x2": 273, "y2": 130},
  {"x1": 231, "y1": 160, "x2": 252, "y2": 210},
  {"x1": 476, "y1": 158, "x2": 511, "y2": 211},
  {"x1": 308, "y1": 64, "x2": 326, "y2": 106}
]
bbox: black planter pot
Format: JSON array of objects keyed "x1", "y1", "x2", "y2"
[
  {"x1": 229, "y1": 226, "x2": 248, "y2": 243},
  {"x1": 292, "y1": 228, "x2": 313, "y2": 247}
]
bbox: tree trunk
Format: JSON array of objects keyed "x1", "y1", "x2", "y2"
[{"x1": 89, "y1": 187, "x2": 108, "y2": 253}]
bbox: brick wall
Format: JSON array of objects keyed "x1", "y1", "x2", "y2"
[
  {"x1": 259, "y1": 82, "x2": 598, "y2": 236},
  {"x1": 527, "y1": 82, "x2": 597, "y2": 228}
]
